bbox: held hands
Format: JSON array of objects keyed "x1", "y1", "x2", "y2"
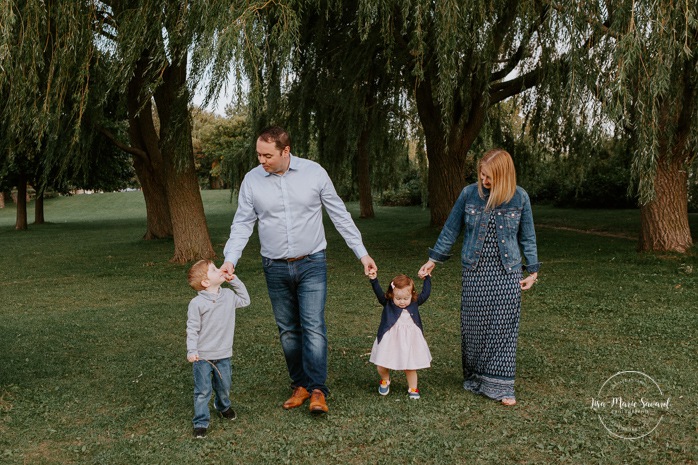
[
  {"x1": 520, "y1": 272, "x2": 538, "y2": 290},
  {"x1": 361, "y1": 255, "x2": 378, "y2": 277},
  {"x1": 187, "y1": 354, "x2": 199, "y2": 363},
  {"x1": 418, "y1": 260, "x2": 435, "y2": 279},
  {"x1": 221, "y1": 261, "x2": 235, "y2": 281},
  {"x1": 368, "y1": 269, "x2": 377, "y2": 280}
]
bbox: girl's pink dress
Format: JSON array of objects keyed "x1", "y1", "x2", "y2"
[{"x1": 369, "y1": 309, "x2": 432, "y2": 370}]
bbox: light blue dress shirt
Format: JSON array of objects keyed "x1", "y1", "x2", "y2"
[{"x1": 223, "y1": 155, "x2": 368, "y2": 265}]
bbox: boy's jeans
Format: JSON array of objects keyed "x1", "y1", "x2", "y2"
[
  {"x1": 262, "y1": 251, "x2": 329, "y2": 396},
  {"x1": 192, "y1": 358, "x2": 232, "y2": 428}
]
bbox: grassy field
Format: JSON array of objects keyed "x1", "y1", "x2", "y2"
[{"x1": 0, "y1": 191, "x2": 696, "y2": 464}]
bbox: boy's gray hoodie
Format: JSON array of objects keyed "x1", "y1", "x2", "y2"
[{"x1": 186, "y1": 278, "x2": 251, "y2": 360}]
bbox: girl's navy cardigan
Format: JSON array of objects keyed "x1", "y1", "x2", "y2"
[{"x1": 371, "y1": 275, "x2": 431, "y2": 343}]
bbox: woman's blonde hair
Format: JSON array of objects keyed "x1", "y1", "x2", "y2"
[{"x1": 478, "y1": 149, "x2": 517, "y2": 210}]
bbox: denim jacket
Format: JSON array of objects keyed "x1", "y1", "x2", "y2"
[{"x1": 428, "y1": 184, "x2": 540, "y2": 274}]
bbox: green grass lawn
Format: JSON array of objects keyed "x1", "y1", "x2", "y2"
[{"x1": 0, "y1": 192, "x2": 696, "y2": 464}]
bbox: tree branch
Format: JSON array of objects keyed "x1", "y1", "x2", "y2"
[
  {"x1": 490, "y1": 5, "x2": 550, "y2": 82},
  {"x1": 550, "y1": 1, "x2": 621, "y2": 40},
  {"x1": 489, "y1": 64, "x2": 549, "y2": 105},
  {"x1": 96, "y1": 125, "x2": 148, "y2": 161},
  {"x1": 489, "y1": 3, "x2": 616, "y2": 106}
]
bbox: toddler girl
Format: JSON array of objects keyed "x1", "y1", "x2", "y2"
[{"x1": 368, "y1": 270, "x2": 432, "y2": 399}]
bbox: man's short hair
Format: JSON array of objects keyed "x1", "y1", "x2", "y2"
[{"x1": 258, "y1": 126, "x2": 291, "y2": 152}]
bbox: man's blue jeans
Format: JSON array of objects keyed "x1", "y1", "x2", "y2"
[
  {"x1": 192, "y1": 358, "x2": 232, "y2": 428},
  {"x1": 262, "y1": 251, "x2": 328, "y2": 396}
]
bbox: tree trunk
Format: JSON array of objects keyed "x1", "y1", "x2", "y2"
[
  {"x1": 155, "y1": 59, "x2": 215, "y2": 263},
  {"x1": 163, "y1": 156, "x2": 214, "y2": 263},
  {"x1": 0, "y1": 192, "x2": 4, "y2": 208},
  {"x1": 34, "y1": 190, "x2": 45, "y2": 224},
  {"x1": 415, "y1": 79, "x2": 483, "y2": 226},
  {"x1": 424, "y1": 134, "x2": 468, "y2": 226},
  {"x1": 357, "y1": 123, "x2": 374, "y2": 218},
  {"x1": 132, "y1": 155, "x2": 172, "y2": 240},
  {"x1": 126, "y1": 60, "x2": 173, "y2": 240},
  {"x1": 638, "y1": 63, "x2": 695, "y2": 253},
  {"x1": 15, "y1": 173, "x2": 28, "y2": 230},
  {"x1": 638, "y1": 154, "x2": 692, "y2": 253}
]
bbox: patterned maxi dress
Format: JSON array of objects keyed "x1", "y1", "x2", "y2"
[{"x1": 460, "y1": 213, "x2": 523, "y2": 400}]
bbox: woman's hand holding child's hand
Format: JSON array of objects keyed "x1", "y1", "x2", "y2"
[{"x1": 418, "y1": 260, "x2": 435, "y2": 279}]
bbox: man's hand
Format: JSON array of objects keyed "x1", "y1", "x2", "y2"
[
  {"x1": 221, "y1": 261, "x2": 235, "y2": 281},
  {"x1": 360, "y1": 255, "x2": 377, "y2": 276},
  {"x1": 187, "y1": 354, "x2": 199, "y2": 363}
]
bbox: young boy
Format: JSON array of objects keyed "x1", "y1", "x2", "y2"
[{"x1": 186, "y1": 259, "x2": 251, "y2": 438}]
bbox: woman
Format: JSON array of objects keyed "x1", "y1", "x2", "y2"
[{"x1": 418, "y1": 149, "x2": 539, "y2": 406}]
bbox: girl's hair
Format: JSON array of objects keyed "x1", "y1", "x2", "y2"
[
  {"x1": 384, "y1": 274, "x2": 418, "y2": 302},
  {"x1": 477, "y1": 148, "x2": 517, "y2": 210},
  {"x1": 188, "y1": 259, "x2": 212, "y2": 291}
]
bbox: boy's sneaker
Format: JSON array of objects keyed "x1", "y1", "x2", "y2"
[
  {"x1": 193, "y1": 427, "x2": 207, "y2": 438},
  {"x1": 408, "y1": 388, "x2": 421, "y2": 400},
  {"x1": 378, "y1": 379, "x2": 390, "y2": 396},
  {"x1": 220, "y1": 408, "x2": 237, "y2": 420}
]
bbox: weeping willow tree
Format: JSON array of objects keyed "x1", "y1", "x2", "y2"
[
  {"x1": 233, "y1": 1, "x2": 558, "y2": 224},
  {"x1": 283, "y1": 0, "x2": 410, "y2": 219},
  {"x1": 0, "y1": 2, "x2": 95, "y2": 230},
  {"x1": 237, "y1": 1, "x2": 571, "y2": 225},
  {"x1": 349, "y1": 1, "x2": 567, "y2": 225},
  {"x1": 255, "y1": 0, "x2": 696, "y2": 252},
  {"x1": 89, "y1": 0, "x2": 242, "y2": 262},
  {"x1": 1, "y1": 1, "x2": 253, "y2": 261},
  {"x1": 602, "y1": 1, "x2": 696, "y2": 252},
  {"x1": 530, "y1": 1, "x2": 697, "y2": 252}
]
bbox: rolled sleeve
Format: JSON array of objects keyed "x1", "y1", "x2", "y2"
[{"x1": 428, "y1": 247, "x2": 452, "y2": 263}]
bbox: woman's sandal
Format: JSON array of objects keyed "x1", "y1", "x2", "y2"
[{"x1": 501, "y1": 397, "x2": 517, "y2": 406}]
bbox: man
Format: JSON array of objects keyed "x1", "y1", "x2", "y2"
[{"x1": 221, "y1": 126, "x2": 377, "y2": 414}]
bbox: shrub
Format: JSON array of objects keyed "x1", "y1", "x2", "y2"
[
  {"x1": 379, "y1": 178, "x2": 423, "y2": 206},
  {"x1": 518, "y1": 141, "x2": 637, "y2": 209}
]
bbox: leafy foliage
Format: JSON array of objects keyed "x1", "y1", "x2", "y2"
[
  {"x1": 532, "y1": 0, "x2": 698, "y2": 204},
  {"x1": 192, "y1": 107, "x2": 255, "y2": 191},
  {"x1": 0, "y1": 1, "x2": 96, "y2": 184}
]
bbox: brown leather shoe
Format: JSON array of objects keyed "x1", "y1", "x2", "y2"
[
  {"x1": 282, "y1": 386, "x2": 310, "y2": 410},
  {"x1": 309, "y1": 389, "x2": 328, "y2": 414}
]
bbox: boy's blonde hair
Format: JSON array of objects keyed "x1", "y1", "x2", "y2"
[
  {"x1": 385, "y1": 274, "x2": 418, "y2": 302},
  {"x1": 478, "y1": 148, "x2": 517, "y2": 210},
  {"x1": 188, "y1": 259, "x2": 212, "y2": 291}
]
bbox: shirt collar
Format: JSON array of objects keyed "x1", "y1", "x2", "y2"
[{"x1": 198, "y1": 288, "x2": 221, "y2": 301}]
